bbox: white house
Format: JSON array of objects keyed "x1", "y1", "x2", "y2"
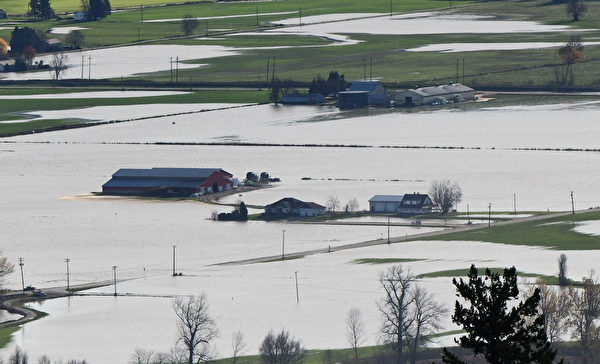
[
  {"x1": 394, "y1": 83, "x2": 474, "y2": 106},
  {"x1": 74, "y1": 11, "x2": 87, "y2": 21}
]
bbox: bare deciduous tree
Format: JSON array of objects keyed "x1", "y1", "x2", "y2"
[
  {"x1": 259, "y1": 330, "x2": 306, "y2": 364},
  {"x1": 49, "y1": 52, "x2": 68, "y2": 80},
  {"x1": 405, "y1": 286, "x2": 446, "y2": 364},
  {"x1": 568, "y1": 272, "x2": 600, "y2": 364},
  {"x1": 559, "y1": 254, "x2": 568, "y2": 286},
  {"x1": 232, "y1": 330, "x2": 247, "y2": 364},
  {"x1": 181, "y1": 14, "x2": 199, "y2": 36},
  {"x1": 346, "y1": 308, "x2": 366, "y2": 364},
  {"x1": 348, "y1": 198, "x2": 359, "y2": 212},
  {"x1": 527, "y1": 279, "x2": 569, "y2": 345},
  {"x1": 173, "y1": 293, "x2": 217, "y2": 364},
  {"x1": 567, "y1": 0, "x2": 587, "y2": 21},
  {"x1": 327, "y1": 196, "x2": 340, "y2": 213},
  {"x1": 555, "y1": 36, "x2": 585, "y2": 88},
  {"x1": 378, "y1": 265, "x2": 415, "y2": 364},
  {"x1": 0, "y1": 252, "x2": 15, "y2": 289},
  {"x1": 429, "y1": 180, "x2": 462, "y2": 214}
]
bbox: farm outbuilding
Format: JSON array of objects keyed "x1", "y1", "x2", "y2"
[
  {"x1": 264, "y1": 197, "x2": 326, "y2": 217},
  {"x1": 281, "y1": 93, "x2": 326, "y2": 105},
  {"x1": 394, "y1": 83, "x2": 474, "y2": 106},
  {"x1": 347, "y1": 80, "x2": 390, "y2": 106},
  {"x1": 102, "y1": 167, "x2": 234, "y2": 196},
  {"x1": 338, "y1": 91, "x2": 369, "y2": 109},
  {"x1": 368, "y1": 195, "x2": 405, "y2": 213}
]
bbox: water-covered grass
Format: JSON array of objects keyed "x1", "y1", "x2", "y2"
[
  {"x1": 414, "y1": 210, "x2": 600, "y2": 250},
  {"x1": 0, "y1": 327, "x2": 18, "y2": 350},
  {"x1": 352, "y1": 258, "x2": 425, "y2": 265},
  {"x1": 0, "y1": 89, "x2": 268, "y2": 136}
]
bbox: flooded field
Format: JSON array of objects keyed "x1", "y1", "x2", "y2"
[
  {"x1": 0, "y1": 45, "x2": 240, "y2": 80},
  {"x1": 0, "y1": 99, "x2": 599, "y2": 362}
]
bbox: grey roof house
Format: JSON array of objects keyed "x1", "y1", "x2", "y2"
[
  {"x1": 394, "y1": 83, "x2": 474, "y2": 106},
  {"x1": 264, "y1": 197, "x2": 326, "y2": 217}
]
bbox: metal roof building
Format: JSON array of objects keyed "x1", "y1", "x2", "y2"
[
  {"x1": 394, "y1": 83, "x2": 475, "y2": 106},
  {"x1": 368, "y1": 195, "x2": 405, "y2": 213},
  {"x1": 102, "y1": 167, "x2": 234, "y2": 196},
  {"x1": 346, "y1": 80, "x2": 391, "y2": 106}
]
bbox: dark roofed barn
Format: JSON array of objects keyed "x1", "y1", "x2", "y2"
[
  {"x1": 264, "y1": 197, "x2": 326, "y2": 217},
  {"x1": 102, "y1": 167, "x2": 234, "y2": 196}
]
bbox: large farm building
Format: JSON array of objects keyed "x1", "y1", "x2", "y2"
[
  {"x1": 102, "y1": 168, "x2": 235, "y2": 196},
  {"x1": 394, "y1": 83, "x2": 475, "y2": 106}
]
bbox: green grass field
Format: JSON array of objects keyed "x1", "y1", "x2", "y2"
[
  {"x1": 414, "y1": 210, "x2": 600, "y2": 250},
  {"x1": 0, "y1": 327, "x2": 18, "y2": 350}
]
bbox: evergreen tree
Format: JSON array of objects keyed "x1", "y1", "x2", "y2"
[
  {"x1": 9, "y1": 27, "x2": 39, "y2": 54},
  {"x1": 28, "y1": 0, "x2": 40, "y2": 20},
  {"x1": 87, "y1": 0, "x2": 111, "y2": 20},
  {"x1": 38, "y1": 0, "x2": 54, "y2": 19},
  {"x1": 442, "y1": 265, "x2": 562, "y2": 364}
]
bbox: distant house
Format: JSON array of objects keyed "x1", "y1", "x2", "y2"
[
  {"x1": 281, "y1": 93, "x2": 325, "y2": 105},
  {"x1": 347, "y1": 80, "x2": 390, "y2": 106},
  {"x1": 74, "y1": 11, "x2": 87, "y2": 21},
  {"x1": 35, "y1": 38, "x2": 63, "y2": 52},
  {"x1": 102, "y1": 167, "x2": 234, "y2": 196},
  {"x1": 369, "y1": 193, "x2": 434, "y2": 215},
  {"x1": 264, "y1": 197, "x2": 326, "y2": 217},
  {"x1": 394, "y1": 83, "x2": 475, "y2": 106},
  {"x1": 369, "y1": 195, "x2": 404, "y2": 213},
  {"x1": 397, "y1": 193, "x2": 435, "y2": 215},
  {"x1": 0, "y1": 9, "x2": 7, "y2": 19}
]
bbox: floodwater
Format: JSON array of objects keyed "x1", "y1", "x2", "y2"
[
  {"x1": 0, "y1": 90, "x2": 189, "y2": 100},
  {"x1": 575, "y1": 220, "x2": 600, "y2": 236},
  {"x1": 48, "y1": 26, "x2": 89, "y2": 35},
  {"x1": 0, "y1": 45, "x2": 240, "y2": 80},
  {"x1": 2, "y1": 103, "x2": 245, "y2": 124},
  {"x1": 407, "y1": 42, "x2": 600, "y2": 53},
  {"x1": 1, "y1": 101, "x2": 600, "y2": 362},
  {"x1": 266, "y1": 13, "x2": 582, "y2": 45}
]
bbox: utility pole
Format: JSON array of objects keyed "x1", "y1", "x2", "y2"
[
  {"x1": 170, "y1": 57, "x2": 173, "y2": 83},
  {"x1": 299, "y1": 8, "x2": 302, "y2": 26},
  {"x1": 390, "y1": 0, "x2": 393, "y2": 17},
  {"x1": 513, "y1": 193, "x2": 517, "y2": 215},
  {"x1": 266, "y1": 57, "x2": 270, "y2": 86},
  {"x1": 271, "y1": 56, "x2": 276, "y2": 82},
  {"x1": 488, "y1": 203, "x2": 492, "y2": 227},
  {"x1": 112, "y1": 265, "x2": 117, "y2": 296},
  {"x1": 370, "y1": 56, "x2": 372, "y2": 81},
  {"x1": 467, "y1": 204, "x2": 471, "y2": 224},
  {"x1": 571, "y1": 191, "x2": 575, "y2": 215},
  {"x1": 256, "y1": 6, "x2": 259, "y2": 27},
  {"x1": 363, "y1": 57, "x2": 366, "y2": 81},
  {"x1": 294, "y1": 271, "x2": 299, "y2": 303},
  {"x1": 138, "y1": 27, "x2": 140, "y2": 44},
  {"x1": 65, "y1": 258, "x2": 70, "y2": 291},
  {"x1": 387, "y1": 216, "x2": 391, "y2": 243},
  {"x1": 281, "y1": 229, "x2": 285, "y2": 260},
  {"x1": 172, "y1": 245, "x2": 176, "y2": 276},
  {"x1": 88, "y1": 56, "x2": 91, "y2": 80},
  {"x1": 456, "y1": 59, "x2": 459, "y2": 82},
  {"x1": 140, "y1": 4, "x2": 143, "y2": 23},
  {"x1": 462, "y1": 58, "x2": 465, "y2": 84},
  {"x1": 176, "y1": 56, "x2": 179, "y2": 83},
  {"x1": 18, "y1": 258, "x2": 24, "y2": 293},
  {"x1": 81, "y1": 55, "x2": 84, "y2": 79}
]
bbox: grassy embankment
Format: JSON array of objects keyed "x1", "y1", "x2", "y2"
[
  {"x1": 0, "y1": 89, "x2": 268, "y2": 135},
  {"x1": 412, "y1": 209, "x2": 600, "y2": 250}
]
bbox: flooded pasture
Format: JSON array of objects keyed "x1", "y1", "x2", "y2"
[{"x1": 0, "y1": 100, "x2": 599, "y2": 362}]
